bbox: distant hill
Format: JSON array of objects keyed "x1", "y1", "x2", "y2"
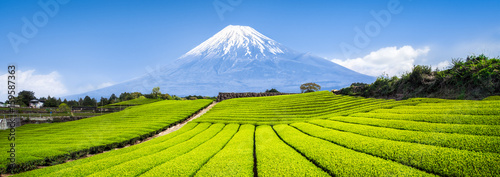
[{"x1": 339, "y1": 55, "x2": 500, "y2": 100}]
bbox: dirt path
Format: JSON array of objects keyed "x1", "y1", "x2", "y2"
[
  {"x1": 0, "y1": 101, "x2": 218, "y2": 177},
  {"x1": 147, "y1": 101, "x2": 217, "y2": 139}
]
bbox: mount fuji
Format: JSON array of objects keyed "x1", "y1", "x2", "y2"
[{"x1": 69, "y1": 25, "x2": 375, "y2": 99}]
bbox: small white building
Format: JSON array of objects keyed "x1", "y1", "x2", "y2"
[{"x1": 29, "y1": 99, "x2": 44, "y2": 108}]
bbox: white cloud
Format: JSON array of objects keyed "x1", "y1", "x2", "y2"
[
  {"x1": 332, "y1": 46, "x2": 430, "y2": 77},
  {"x1": 0, "y1": 70, "x2": 68, "y2": 101},
  {"x1": 437, "y1": 60, "x2": 451, "y2": 70},
  {"x1": 73, "y1": 82, "x2": 116, "y2": 96},
  {"x1": 98, "y1": 82, "x2": 114, "y2": 89}
]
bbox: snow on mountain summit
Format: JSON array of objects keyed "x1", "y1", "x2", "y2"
[
  {"x1": 67, "y1": 25, "x2": 376, "y2": 100},
  {"x1": 182, "y1": 25, "x2": 289, "y2": 59}
]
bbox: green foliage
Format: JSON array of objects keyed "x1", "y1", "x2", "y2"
[
  {"x1": 7, "y1": 90, "x2": 500, "y2": 176},
  {"x1": 265, "y1": 88, "x2": 279, "y2": 93},
  {"x1": 184, "y1": 95, "x2": 205, "y2": 100},
  {"x1": 82, "y1": 96, "x2": 96, "y2": 107},
  {"x1": 109, "y1": 94, "x2": 118, "y2": 103},
  {"x1": 151, "y1": 87, "x2": 161, "y2": 99},
  {"x1": 273, "y1": 124, "x2": 433, "y2": 176},
  {"x1": 300, "y1": 82, "x2": 321, "y2": 93},
  {"x1": 309, "y1": 119, "x2": 500, "y2": 153},
  {"x1": 0, "y1": 99, "x2": 212, "y2": 174},
  {"x1": 195, "y1": 124, "x2": 255, "y2": 177},
  {"x1": 255, "y1": 125, "x2": 329, "y2": 176},
  {"x1": 17, "y1": 90, "x2": 36, "y2": 107},
  {"x1": 43, "y1": 96, "x2": 58, "y2": 107},
  {"x1": 292, "y1": 122, "x2": 500, "y2": 177},
  {"x1": 98, "y1": 97, "x2": 109, "y2": 106},
  {"x1": 13, "y1": 123, "x2": 205, "y2": 177},
  {"x1": 352, "y1": 112, "x2": 500, "y2": 125},
  {"x1": 193, "y1": 91, "x2": 411, "y2": 125},
  {"x1": 56, "y1": 103, "x2": 71, "y2": 113},
  {"x1": 328, "y1": 116, "x2": 500, "y2": 136},
  {"x1": 89, "y1": 123, "x2": 225, "y2": 177},
  {"x1": 106, "y1": 96, "x2": 160, "y2": 107},
  {"x1": 162, "y1": 93, "x2": 173, "y2": 100},
  {"x1": 483, "y1": 95, "x2": 500, "y2": 100},
  {"x1": 340, "y1": 54, "x2": 500, "y2": 100},
  {"x1": 141, "y1": 124, "x2": 239, "y2": 176}
]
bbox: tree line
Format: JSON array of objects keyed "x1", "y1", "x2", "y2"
[
  {"x1": 6, "y1": 84, "x2": 323, "y2": 109},
  {"x1": 339, "y1": 55, "x2": 500, "y2": 100},
  {"x1": 5, "y1": 87, "x2": 208, "y2": 108}
]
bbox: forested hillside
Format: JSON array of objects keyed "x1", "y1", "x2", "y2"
[{"x1": 340, "y1": 55, "x2": 500, "y2": 100}]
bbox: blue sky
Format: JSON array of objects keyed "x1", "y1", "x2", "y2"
[{"x1": 1, "y1": 0, "x2": 500, "y2": 100}]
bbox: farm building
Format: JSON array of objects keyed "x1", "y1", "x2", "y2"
[{"x1": 29, "y1": 99, "x2": 44, "y2": 108}]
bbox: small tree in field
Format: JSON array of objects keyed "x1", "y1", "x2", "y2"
[
  {"x1": 300, "y1": 83, "x2": 321, "y2": 93},
  {"x1": 57, "y1": 103, "x2": 71, "y2": 113},
  {"x1": 151, "y1": 87, "x2": 162, "y2": 99}
]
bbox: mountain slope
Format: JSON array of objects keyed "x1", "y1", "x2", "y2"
[{"x1": 68, "y1": 25, "x2": 374, "y2": 99}]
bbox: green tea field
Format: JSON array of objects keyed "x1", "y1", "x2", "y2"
[
  {"x1": 0, "y1": 99, "x2": 212, "y2": 174},
  {"x1": 3, "y1": 91, "x2": 500, "y2": 176}
]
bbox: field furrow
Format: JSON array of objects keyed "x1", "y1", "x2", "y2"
[
  {"x1": 85, "y1": 123, "x2": 225, "y2": 177},
  {"x1": 273, "y1": 124, "x2": 434, "y2": 176},
  {"x1": 256, "y1": 125, "x2": 329, "y2": 176},
  {"x1": 292, "y1": 122, "x2": 500, "y2": 176},
  {"x1": 308, "y1": 119, "x2": 500, "y2": 153},
  {"x1": 140, "y1": 124, "x2": 239, "y2": 176},
  {"x1": 7, "y1": 91, "x2": 500, "y2": 176},
  {"x1": 328, "y1": 116, "x2": 500, "y2": 136},
  {"x1": 195, "y1": 124, "x2": 255, "y2": 177}
]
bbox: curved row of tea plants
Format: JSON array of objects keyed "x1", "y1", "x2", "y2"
[
  {"x1": 291, "y1": 122, "x2": 500, "y2": 176},
  {"x1": 193, "y1": 91, "x2": 415, "y2": 125},
  {"x1": 328, "y1": 116, "x2": 500, "y2": 136},
  {"x1": 10, "y1": 91, "x2": 500, "y2": 176},
  {"x1": 308, "y1": 119, "x2": 500, "y2": 153},
  {"x1": 108, "y1": 97, "x2": 160, "y2": 106},
  {"x1": 13, "y1": 122, "x2": 436, "y2": 177}
]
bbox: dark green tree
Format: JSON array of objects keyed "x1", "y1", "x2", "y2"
[
  {"x1": 67, "y1": 100, "x2": 78, "y2": 107},
  {"x1": 44, "y1": 96, "x2": 58, "y2": 107},
  {"x1": 56, "y1": 98, "x2": 62, "y2": 106},
  {"x1": 91, "y1": 98, "x2": 97, "y2": 106},
  {"x1": 82, "y1": 96, "x2": 94, "y2": 106},
  {"x1": 109, "y1": 94, "x2": 118, "y2": 103},
  {"x1": 131, "y1": 92, "x2": 143, "y2": 99},
  {"x1": 265, "y1": 88, "x2": 280, "y2": 93},
  {"x1": 99, "y1": 97, "x2": 109, "y2": 106},
  {"x1": 17, "y1": 90, "x2": 36, "y2": 107},
  {"x1": 300, "y1": 83, "x2": 321, "y2": 93},
  {"x1": 119, "y1": 92, "x2": 133, "y2": 101}
]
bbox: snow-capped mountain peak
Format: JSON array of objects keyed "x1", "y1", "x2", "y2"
[
  {"x1": 181, "y1": 25, "x2": 288, "y2": 59},
  {"x1": 67, "y1": 25, "x2": 375, "y2": 100}
]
